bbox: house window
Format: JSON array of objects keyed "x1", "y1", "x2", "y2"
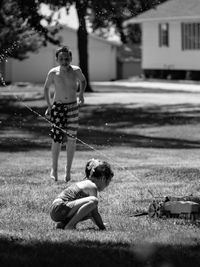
[
  {"x1": 159, "y1": 23, "x2": 169, "y2": 47},
  {"x1": 181, "y1": 23, "x2": 200, "y2": 50}
]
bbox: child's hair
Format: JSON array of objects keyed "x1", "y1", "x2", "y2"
[
  {"x1": 85, "y1": 158, "x2": 114, "y2": 184},
  {"x1": 55, "y1": 46, "x2": 72, "y2": 58}
]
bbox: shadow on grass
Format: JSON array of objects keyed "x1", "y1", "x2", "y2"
[
  {"x1": 1, "y1": 99, "x2": 200, "y2": 151},
  {"x1": 0, "y1": 235, "x2": 200, "y2": 267},
  {"x1": 0, "y1": 237, "x2": 200, "y2": 267}
]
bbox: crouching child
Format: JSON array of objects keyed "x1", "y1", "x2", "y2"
[{"x1": 50, "y1": 158, "x2": 114, "y2": 230}]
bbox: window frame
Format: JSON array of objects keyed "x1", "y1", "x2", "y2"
[
  {"x1": 159, "y1": 23, "x2": 169, "y2": 47},
  {"x1": 181, "y1": 22, "x2": 200, "y2": 50}
]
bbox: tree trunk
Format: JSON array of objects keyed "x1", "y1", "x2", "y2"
[
  {"x1": 116, "y1": 18, "x2": 127, "y2": 44},
  {"x1": 76, "y1": 1, "x2": 92, "y2": 92}
]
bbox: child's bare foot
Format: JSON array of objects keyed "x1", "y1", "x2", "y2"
[
  {"x1": 50, "y1": 169, "x2": 58, "y2": 181},
  {"x1": 56, "y1": 222, "x2": 66, "y2": 229},
  {"x1": 64, "y1": 225, "x2": 75, "y2": 230}
]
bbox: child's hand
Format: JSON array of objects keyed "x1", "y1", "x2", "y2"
[{"x1": 99, "y1": 223, "x2": 107, "y2": 231}]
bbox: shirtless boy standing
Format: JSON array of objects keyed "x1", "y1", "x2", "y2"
[{"x1": 44, "y1": 46, "x2": 87, "y2": 182}]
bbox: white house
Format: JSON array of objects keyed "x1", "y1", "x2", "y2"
[
  {"x1": 4, "y1": 26, "x2": 120, "y2": 83},
  {"x1": 124, "y1": 0, "x2": 200, "y2": 80}
]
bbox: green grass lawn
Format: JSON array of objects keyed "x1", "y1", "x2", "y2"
[{"x1": 1, "y1": 84, "x2": 200, "y2": 267}]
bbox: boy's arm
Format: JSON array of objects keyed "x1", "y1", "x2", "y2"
[
  {"x1": 44, "y1": 71, "x2": 54, "y2": 111},
  {"x1": 75, "y1": 68, "x2": 87, "y2": 106}
]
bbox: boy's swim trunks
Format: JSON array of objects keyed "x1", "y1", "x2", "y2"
[{"x1": 50, "y1": 102, "x2": 79, "y2": 142}]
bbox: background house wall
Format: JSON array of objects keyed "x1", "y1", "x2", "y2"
[
  {"x1": 142, "y1": 20, "x2": 200, "y2": 71},
  {"x1": 89, "y1": 38, "x2": 117, "y2": 81},
  {"x1": 5, "y1": 47, "x2": 55, "y2": 83},
  {"x1": 5, "y1": 27, "x2": 118, "y2": 83},
  {"x1": 117, "y1": 58, "x2": 141, "y2": 79}
]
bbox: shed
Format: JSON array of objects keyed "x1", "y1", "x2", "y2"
[{"x1": 4, "y1": 26, "x2": 120, "y2": 83}]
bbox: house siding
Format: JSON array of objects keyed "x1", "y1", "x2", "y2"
[
  {"x1": 143, "y1": 20, "x2": 200, "y2": 71},
  {"x1": 5, "y1": 47, "x2": 55, "y2": 83},
  {"x1": 5, "y1": 27, "x2": 118, "y2": 83},
  {"x1": 89, "y1": 38, "x2": 117, "y2": 81}
]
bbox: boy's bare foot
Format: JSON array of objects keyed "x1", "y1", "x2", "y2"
[
  {"x1": 64, "y1": 166, "x2": 71, "y2": 182},
  {"x1": 64, "y1": 175, "x2": 71, "y2": 183},
  {"x1": 50, "y1": 169, "x2": 58, "y2": 181}
]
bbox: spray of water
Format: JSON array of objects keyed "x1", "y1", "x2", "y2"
[
  {"x1": 1, "y1": 77, "x2": 140, "y2": 182},
  {"x1": 0, "y1": 29, "x2": 140, "y2": 183}
]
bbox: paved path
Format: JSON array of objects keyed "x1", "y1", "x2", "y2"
[
  {"x1": 1, "y1": 80, "x2": 200, "y2": 106},
  {"x1": 88, "y1": 80, "x2": 200, "y2": 106},
  {"x1": 92, "y1": 80, "x2": 200, "y2": 92}
]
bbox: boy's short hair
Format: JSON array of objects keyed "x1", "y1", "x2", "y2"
[
  {"x1": 85, "y1": 159, "x2": 114, "y2": 184},
  {"x1": 55, "y1": 46, "x2": 72, "y2": 58}
]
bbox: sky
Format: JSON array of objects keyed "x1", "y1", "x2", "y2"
[
  {"x1": 40, "y1": 3, "x2": 120, "y2": 42},
  {"x1": 40, "y1": 4, "x2": 79, "y2": 29}
]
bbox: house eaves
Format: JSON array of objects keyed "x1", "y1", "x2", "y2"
[
  {"x1": 124, "y1": 15, "x2": 200, "y2": 25},
  {"x1": 124, "y1": 0, "x2": 200, "y2": 25}
]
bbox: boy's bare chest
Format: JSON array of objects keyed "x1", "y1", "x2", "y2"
[{"x1": 54, "y1": 70, "x2": 77, "y2": 86}]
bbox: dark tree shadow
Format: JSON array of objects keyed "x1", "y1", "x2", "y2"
[
  {"x1": 1, "y1": 99, "x2": 200, "y2": 151},
  {"x1": 0, "y1": 235, "x2": 200, "y2": 267}
]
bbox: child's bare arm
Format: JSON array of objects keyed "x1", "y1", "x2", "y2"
[
  {"x1": 91, "y1": 207, "x2": 106, "y2": 230},
  {"x1": 90, "y1": 186, "x2": 106, "y2": 230}
]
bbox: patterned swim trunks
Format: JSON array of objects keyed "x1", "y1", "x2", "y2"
[{"x1": 50, "y1": 102, "x2": 79, "y2": 143}]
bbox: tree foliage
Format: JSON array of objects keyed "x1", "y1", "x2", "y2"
[
  {"x1": 90, "y1": 0, "x2": 168, "y2": 43},
  {"x1": 0, "y1": 0, "x2": 41, "y2": 60},
  {"x1": 0, "y1": 0, "x2": 61, "y2": 61}
]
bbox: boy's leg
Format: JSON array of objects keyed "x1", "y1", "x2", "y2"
[
  {"x1": 64, "y1": 138, "x2": 76, "y2": 182},
  {"x1": 64, "y1": 101, "x2": 79, "y2": 182},
  {"x1": 51, "y1": 141, "x2": 61, "y2": 181},
  {"x1": 64, "y1": 196, "x2": 98, "y2": 229}
]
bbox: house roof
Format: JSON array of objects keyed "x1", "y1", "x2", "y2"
[
  {"x1": 61, "y1": 25, "x2": 121, "y2": 47},
  {"x1": 48, "y1": 24, "x2": 121, "y2": 47},
  {"x1": 124, "y1": 0, "x2": 200, "y2": 24}
]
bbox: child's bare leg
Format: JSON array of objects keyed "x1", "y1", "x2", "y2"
[
  {"x1": 51, "y1": 141, "x2": 61, "y2": 181},
  {"x1": 65, "y1": 196, "x2": 98, "y2": 229},
  {"x1": 65, "y1": 138, "x2": 76, "y2": 182}
]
